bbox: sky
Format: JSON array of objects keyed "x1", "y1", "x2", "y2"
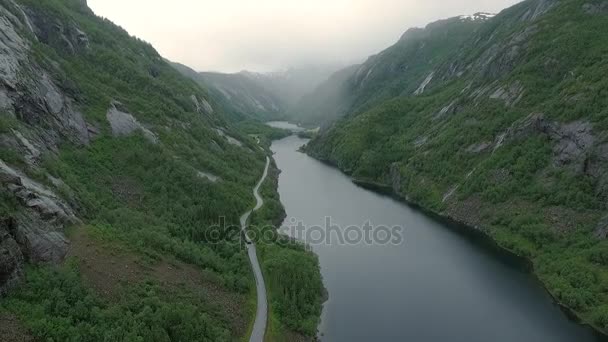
[{"x1": 87, "y1": 0, "x2": 522, "y2": 73}]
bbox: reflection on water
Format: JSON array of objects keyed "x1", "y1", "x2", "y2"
[{"x1": 271, "y1": 133, "x2": 604, "y2": 342}]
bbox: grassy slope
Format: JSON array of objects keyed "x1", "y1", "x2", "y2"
[
  {"x1": 0, "y1": 0, "x2": 304, "y2": 340},
  {"x1": 1, "y1": 1, "x2": 327, "y2": 340},
  {"x1": 306, "y1": 0, "x2": 608, "y2": 332}
]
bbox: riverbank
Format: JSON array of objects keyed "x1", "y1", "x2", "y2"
[
  {"x1": 242, "y1": 126, "x2": 324, "y2": 341},
  {"x1": 240, "y1": 157, "x2": 271, "y2": 342},
  {"x1": 311, "y1": 156, "x2": 608, "y2": 340},
  {"x1": 248, "y1": 158, "x2": 324, "y2": 341}
]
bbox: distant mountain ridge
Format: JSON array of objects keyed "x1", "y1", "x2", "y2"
[
  {"x1": 172, "y1": 63, "x2": 341, "y2": 122},
  {"x1": 290, "y1": 12, "x2": 495, "y2": 126}
]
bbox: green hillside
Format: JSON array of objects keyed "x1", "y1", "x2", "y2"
[
  {"x1": 306, "y1": 0, "x2": 608, "y2": 332},
  {"x1": 0, "y1": 0, "x2": 321, "y2": 340}
]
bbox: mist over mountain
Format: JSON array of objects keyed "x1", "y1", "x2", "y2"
[
  {"x1": 304, "y1": 0, "x2": 608, "y2": 333},
  {"x1": 2, "y1": 0, "x2": 608, "y2": 341},
  {"x1": 172, "y1": 62, "x2": 342, "y2": 122}
]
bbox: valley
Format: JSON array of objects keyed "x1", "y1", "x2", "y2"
[{"x1": 1, "y1": 0, "x2": 608, "y2": 341}]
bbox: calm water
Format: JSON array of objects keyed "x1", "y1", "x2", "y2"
[{"x1": 271, "y1": 133, "x2": 605, "y2": 342}]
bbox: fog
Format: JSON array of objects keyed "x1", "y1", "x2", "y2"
[{"x1": 88, "y1": 0, "x2": 522, "y2": 73}]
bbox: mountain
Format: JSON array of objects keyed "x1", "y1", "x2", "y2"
[
  {"x1": 172, "y1": 63, "x2": 340, "y2": 123},
  {"x1": 305, "y1": 0, "x2": 608, "y2": 332},
  {"x1": 288, "y1": 64, "x2": 360, "y2": 126},
  {"x1": 290, "y1": 13, "x2": 492, "y2": 126},
  {"x1": 244, "y1": 65, "x2": 344, "y2": 108},
  {"x1": 0, "y1": 0, "x2": 321, "y2": 340},
  {"x1": 171, "y1": 62, "x2": 287, "y2": 122}
]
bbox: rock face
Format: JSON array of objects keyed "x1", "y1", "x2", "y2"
[
  {"x1": 26, "y1": 7, "x2": 90, "y2": 54},
  {"x1": 0, "y1": 217, "x2": 24, "y2": 296},
  {"x1": 489, "y1": 81, "x2": 524, "y2": 107},
  {"x1": 12, "y1": 213, "x2": 69, "y2": 264},
  {"x1": 0, "y1": 159, "x2": 74, "y2": 294},
  {"x1": 496, "y1": 113, "x2": 594, "y2": 173},
  {"x1": 1, "y1": 160, "x2": 77, "y2": 224},
  {"x1": 594, "y1": 215, "x2": 608, "y2": 239},
  {"x1": 0, "y1": 1, "x2": 92, "y2": 152},
  {"x1": 466, "y1": 142, "x2": 492, "y2": 154},
  {"x1": 214, "y1": 128, "x2": 243, "y2": 147},
  {"x1": 414, "y1": 72, "x2": 435, "y2": 95},
  {"x1": 520, "y1": 0, "x2": 559, "y2": 21},
  {"x1": 583, "y1": 1, "x2": 608, "y2": 14},
  {"x1": 0, "y1": 158, "x2": 73, "y2": 294},
  {"x1": 191, "y1": 95, "x2": 214, "y2": 115},
  {"x1": 106, "y1": 101, "x2": 158, "y2": 144}
]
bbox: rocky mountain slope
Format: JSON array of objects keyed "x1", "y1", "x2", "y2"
[
  {"x1": 290, "y1": 13, "x2": 493, "y2": 126},
  {"x1": 172, "y1": 62, "x2": 286, "y2": 122},
  {"x1": 0, "y1": 0, "x2": 322, "y2": 340},
  {"x1": 305, "y1": 0, "x2": 608, "y2": 332}
]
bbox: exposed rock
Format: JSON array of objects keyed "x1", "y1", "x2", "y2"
[
  {"x1": 73, "y1": 27, "x2": 89, "y2": 49},
  {"x1": 520, "y1": 0, "x2": 559, "y2": 21},
  {"x1": 0, "y1": 4, "x2": 29, "y2": 89},
  {"x1": 595, "y1": 215, "x2": 608, "y2": 239},
  {"x1": 414, "y1": 72, "x2": 434, "y2": 95},
  {"x1": 197, "y1": 171, "x2": 220, "y2": 183},
  {"x1": 0, "y1": 160, "x2": 72, "y2": 266},
  {"x1": 34, "y1": 73, "x2": 91, "y2": 146},
  {"x1": 583, "y1": 1, "x2": 608, "y2": 14},
  {"x1": 190, "y1": 95, "x2": 214, "y2": 115},
  {"x1": 551, "y1": 121, "x2": 594, "y2": 170},
  {"x1": 13, "y1": 212, "x2": 69, "y2": 263},
  {"x1": 0, "y1": 159, "x2": 77, "y2": 223},
  {"x1": 494, "y1": 113, "x2": 594, "y2": 172},
  {"x1": 27, "y1": 8, "x2": 90, "y2": 54},
  {"x1": 442, "y1": 185, "x2": 459, "y2": 203},
  {"x1": 214, "y1": 128, "x2": 243, "y2": 147},
  {"x1": 11, "y1": 130, "x2": 40, "y2": 165},
  {"x1": 0, "y1": 217, "x2": 23, "y2": 296},
  {"x1": 0, "y1": 88, "x2": 13, "y2": 112},
  {"x1": 445, "y1": 195, "x2": 484, "y2": 229},
  {"x1": 413, "y1": 136, "x2": 428, "y2": 148},
  {"x1": 106, "y1": 101, "x2": 158, "y2": 144},
  {"x1": 466, "y1": 142, "x2": 492, "y2": 154},
  {"x1": 0, "y1": 6, "x2": 91, "y2": 147},
  {"x1": 433, "y1": 100, "x2": 458, "y2": 120},
  {"x1": 86, "y1": 122, "x2": 100, "y2": 139},
  {"x1": 200, "y1": 98, "x2": 214, "y2": 115},
  {"x1": 468, "y1": 25, "x2": 538, "y2": 80},
  {"x1": 489, "y1": 81, "x2": 524, "y2": 107}
]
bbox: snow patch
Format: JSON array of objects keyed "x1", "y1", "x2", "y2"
[{"x1": 459, "y1": 12, "x2": 496, "y2": 21}]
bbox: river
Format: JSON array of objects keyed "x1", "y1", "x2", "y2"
[{"x1": 270, "y1": 133, "x2": 604, "y2": 342}]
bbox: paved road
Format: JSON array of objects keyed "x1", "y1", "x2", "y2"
[{"x1": 240, "y1": 156, "x2": 270, "y2": 342}]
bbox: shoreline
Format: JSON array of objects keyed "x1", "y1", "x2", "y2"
[{"x1": 307, "y1": 151, "x2": 608, "y2": 340}]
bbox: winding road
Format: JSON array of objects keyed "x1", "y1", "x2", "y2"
[{"x1": 240, "y1": 156, "x2": 270, "y2": 342}]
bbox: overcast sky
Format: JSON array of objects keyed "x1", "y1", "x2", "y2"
[{"x1": 88, "y1": 0, "x2": 522, "y2": 73}]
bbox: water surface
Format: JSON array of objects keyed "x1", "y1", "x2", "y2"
[{"x1": 271, "y1": 134, "x2": 604, "y2": 342}]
